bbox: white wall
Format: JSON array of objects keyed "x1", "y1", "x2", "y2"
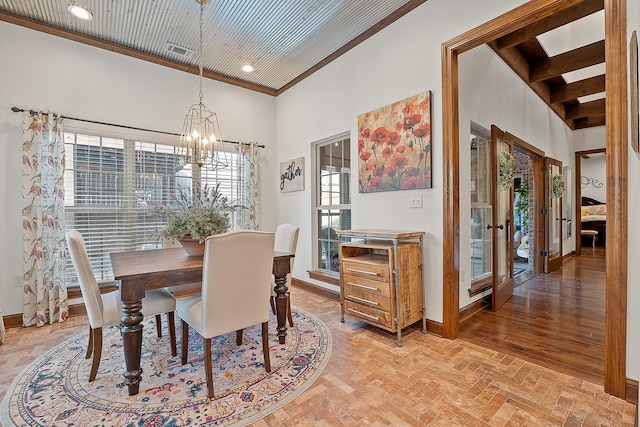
[
  {"x1": 458, "y1": 45, "x2": 575, "y2": 308},
  {"x1": 580, "y1": 154, "x2": 607, "y2": 202},
  {"x1": 275, "y1": 0, "x2": 529, "y2": 322},
  {"x1": 0, "y1": 21, "x2": 277, "y2": 316}
]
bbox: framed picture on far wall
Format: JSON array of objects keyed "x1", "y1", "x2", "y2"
[{"x1": 357, "y1": 91, "x2": 432, "y2": 193}]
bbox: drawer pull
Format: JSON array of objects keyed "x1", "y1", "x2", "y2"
[
  {"x1": 347, "y1": 295, "x2": 379, "y2": 306},
  {"x1": 347, "y1": 282, "x2": 379, "y2": 291},
  {"x1": 347, "y1": 308, "x2": 380, "y2": 321},
  {"x1": 346, "y1": 268, "x2": 379, "y2": 276}
]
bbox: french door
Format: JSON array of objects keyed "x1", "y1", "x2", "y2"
[
  {"x1": 544, "y1": 157, "x2": 563, "y2": 273},
  {"x1": 490, "y1": 125, "x2": 514, "y2": 311}
]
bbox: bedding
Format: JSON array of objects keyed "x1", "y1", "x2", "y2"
[{"x1": 580, "y1": 197, "x2": 605, "y2": 247}]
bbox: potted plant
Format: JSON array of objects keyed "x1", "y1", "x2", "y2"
[{"x1": 150, "y1": 183, "x2": 237, "y2": 256}]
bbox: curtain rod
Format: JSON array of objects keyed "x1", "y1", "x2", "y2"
[{"x1": 10, "y1": 107, "x2": 265, "y2": 148}]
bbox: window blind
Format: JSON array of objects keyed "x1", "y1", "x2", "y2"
[{"x1": 64, "y1": 132, "x2": 247, "y2": 285}]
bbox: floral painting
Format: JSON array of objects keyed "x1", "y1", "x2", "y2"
[{"x1": 357, "y1": 91, "x2": 432, "y2": 192}]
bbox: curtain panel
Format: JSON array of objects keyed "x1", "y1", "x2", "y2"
[
  {"x1": 22, "y1": 112, "x2": 69, "y2": 327},
  {"x1": 237, "y1": 142, "x2": 260, "y2": 230}
]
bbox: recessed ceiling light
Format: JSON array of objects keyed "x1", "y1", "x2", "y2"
[
  {"x1": 241, "y1": 65, "x2": 255, "y2": 73},
  {"x1": 67, "y1": 4, "x2": 93, "y2": 20}
]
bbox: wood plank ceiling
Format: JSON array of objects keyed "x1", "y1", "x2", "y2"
[
  {"x1": 0, "y1": 0, "x2": 605, "y2": 129},
  {"x1": 489, "y1": 0, "x2": 605, "y2": 130},
  {"x1": 0, "y1": 0, "x2": 428, "y2": 96}
]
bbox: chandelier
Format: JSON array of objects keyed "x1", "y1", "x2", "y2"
[{"x1": 178, "y1": 0, "x2": 228, "y2": 171}]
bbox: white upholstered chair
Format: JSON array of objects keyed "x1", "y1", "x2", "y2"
[
  {"x1": 270, "y1": 223, "x2": 299, "y2": 326},
  {"x1": 177, "y1": 230, "x2": 275, "y2": 398},
  {"x1": 66, "y1": 230, "x2": 177, "y2": 382}
]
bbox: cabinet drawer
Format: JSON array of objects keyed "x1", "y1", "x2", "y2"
[
  {"x1": 343, "y1": 300, "x2": 393, "y2": 329},
  {"x1": 343, "y1": 287, "x2": 391, "y2": 311},
  {"x1": 342, "y1": 259, "x2": 389, "y2": 282},
  {"x1": 343, "y1": 274, "x2": 391, "y2": 298}
]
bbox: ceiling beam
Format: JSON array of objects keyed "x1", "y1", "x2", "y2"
[
  {"x1": 530, "y1": 40, "x2": 605, "y2": 82},
  {"x1": 489, "y1": 41, "x2": 574, "y2": 129},
  {"x1": 574, "y1": 114, "x2": 606, "y2": 128},
  {"x1": 565, "y1": 98, "x2": 606, "y2": 120},
  {"x1": 496, "y1": 0, "x2": 604, "y2": 49},
  {"x1": 550, "y1": 74, "x2": 606, "y2": 103}
]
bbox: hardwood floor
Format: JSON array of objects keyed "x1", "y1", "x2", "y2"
[
  {"x1": 1, "y1": 266, "x2": 635, "y2": 426},
  {"x1": 460, "y1": 248, "x2": 606, "y2": 385}
]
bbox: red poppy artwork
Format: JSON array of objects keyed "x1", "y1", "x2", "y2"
[{"x1": 357, "y1": 91, "x2": 431, "y2": 193}]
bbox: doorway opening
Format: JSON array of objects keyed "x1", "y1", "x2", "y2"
[
  {"x1": 513, "y1": 146, "x2": 537, "y2": 286},
  {"x1": 442, "y1": 0, "x2": 628, "y2": 397}
]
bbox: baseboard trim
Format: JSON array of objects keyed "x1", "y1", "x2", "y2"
[
  {"x1": 562, "y1": 251, "x2": 576, "y2": 262},
  {"x1": 3, "y1": 313, "x2": 23, "y2": 329},
  {"x1": 459, "y1": 295, "x2": 490, "y2": 322},
  {"x1": 291, "y1": 277, "x2": 340, "y2": 301},
  {"x1": 626, "y1": 378, "x2": 638, "y2": 404},
  {"x1": 426, "y1": 320, "x2": 443, "y2": 337}
]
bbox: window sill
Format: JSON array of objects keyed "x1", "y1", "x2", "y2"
[
  {"x1": 468, "y1": 276, "x2": 492, "y2": 297},
  {"x1": 67, "y1": 281, "x2": 118, "y2": 300},
  {"x1": 307, "y1": 270, "x2": 341, "y2": 286}
]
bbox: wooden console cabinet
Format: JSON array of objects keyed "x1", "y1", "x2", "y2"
[{"x1": 336, "y1": 229, "x2": 426, "y2": 346}]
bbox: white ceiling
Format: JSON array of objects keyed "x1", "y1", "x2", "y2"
[{"x1": 0, "y1": 0, "x2": 419, "y2": 92}]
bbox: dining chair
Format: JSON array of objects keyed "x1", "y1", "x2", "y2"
[
  {"x1": 270, "y1": 223, "x2": 299, "y2": 327},
  {"x1": 177, "y1": 230, "x2": 275, "y2": 398},
  {"x1": 66, "y1": 230, "x2": 177, "y2": 382}
]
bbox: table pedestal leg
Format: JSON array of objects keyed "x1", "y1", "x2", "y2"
[
  {"x1": 273, "y1": 257, "x2": 291, "y2": 345},
  {"x1": 273, "y1": 274, "x2": 288, "y2": 344},
  {"x1": 121, "y1": 295, "x2": 144, "y2": 396}
]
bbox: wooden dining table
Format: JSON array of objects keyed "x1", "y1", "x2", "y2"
[{"x1": 110, "y1": 247, "x2": 294, "y2": 396}]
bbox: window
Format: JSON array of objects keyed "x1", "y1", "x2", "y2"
[
  {"x1": 312, "y1": 133, "x2": 351, "y2": 277},
  {"x1": 64, "y1": 132, "x2": 247, "y2": 285}
]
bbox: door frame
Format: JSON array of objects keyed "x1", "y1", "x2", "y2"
[
  {"x1": 574, "y1": 148, "x2": 607, "y2": 257},
  {"x1": 441, "y1": 0, "x2": 628, "y2": 398}
]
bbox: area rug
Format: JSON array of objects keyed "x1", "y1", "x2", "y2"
[
  {"x1": 514, "y1": 267, "x2": 527, "y2": 278},
  {"x1": 1, "y1": 307, "x2": 331, "y2": 426}
]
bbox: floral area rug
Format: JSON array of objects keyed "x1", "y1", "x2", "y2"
[{"x1": 1, "y1": 307, "x2": 331, "y2": 426}]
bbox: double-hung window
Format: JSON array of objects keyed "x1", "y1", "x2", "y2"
[
  {"x1": 312, "y1": 133, "x2": 351, "y2": 278},
  {"x1": 63, "y1": 131, "x2": 246, "y2": 285}
]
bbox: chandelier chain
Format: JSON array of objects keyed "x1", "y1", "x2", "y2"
[{"x1": 198, "y1": 0, "x2": 204, "y2": 105}]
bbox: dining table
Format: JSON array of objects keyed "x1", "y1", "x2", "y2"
[{"x1": 110, "y1": 247, "x2": 294, "y2": 396}]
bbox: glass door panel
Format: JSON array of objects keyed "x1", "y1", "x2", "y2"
[
  {"x1": 491, "y1": 125, "x2": 514, "y2": 311},
  {"x1": 470, "y1": 127, "x2": 492, "y2": 284},
  {"x1": 545, "y1": 158, "x2": 563, "y2": 272}
]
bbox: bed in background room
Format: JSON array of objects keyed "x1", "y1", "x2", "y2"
[{"x1": 581, "y1": 196, "x2": 606, "y2": 247}]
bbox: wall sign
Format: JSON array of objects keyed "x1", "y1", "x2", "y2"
[{"x1": 280, "y1": 157, "x2": 304, "y2": 192}]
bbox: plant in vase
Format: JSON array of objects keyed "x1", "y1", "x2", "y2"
[{"x1": 150, "y1": 183, "x2": 237, "y2": 256}]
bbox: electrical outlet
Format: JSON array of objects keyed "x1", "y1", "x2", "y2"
[{"x1": 410, "y1": 195, "x2": 423, "y2": 208}]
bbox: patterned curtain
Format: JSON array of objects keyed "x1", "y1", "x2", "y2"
[
  {"x1": 22, "y1": 112, "x2": 68, "y2": 327},
  {"x1": 237, "y1": 142, "x2": 260, "y2": 230}
]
